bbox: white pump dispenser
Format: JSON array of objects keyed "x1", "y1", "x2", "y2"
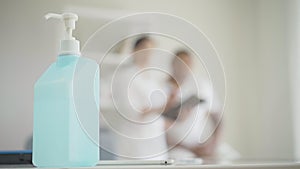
[{"x1": 45, "y1": 13, "x2": 80, "y2": 55}]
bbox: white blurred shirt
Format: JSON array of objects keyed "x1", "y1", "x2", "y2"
[{"x1": 113, "y1": 65, "x2": 168, "y2": 160}]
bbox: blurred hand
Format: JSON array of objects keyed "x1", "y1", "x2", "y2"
[
  {"x1": 190, "y1": 140, "x2": 217, "y2": 158},
  {"x1": 184, "y1": 114, "x2": 222, "y2": 158}
]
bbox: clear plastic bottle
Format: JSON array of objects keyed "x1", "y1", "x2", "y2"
[{"x1": 32, "y1": 13, "x2": 99, "y2": 167}]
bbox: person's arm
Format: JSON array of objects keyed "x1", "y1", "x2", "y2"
[
  {"x1": 141, "y1": 107, "x2": 165, "y2": 116},
  {"x1": 189, "y1": 113, "x2": 223, "y2": 158},
  {"x1": 141, "y1": 87, "x2": 179, "y2": 117}
]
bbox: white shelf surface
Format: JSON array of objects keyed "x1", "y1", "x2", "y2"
[{"x1": 1, "y1": 162, "x2": 300, "y2": 169}]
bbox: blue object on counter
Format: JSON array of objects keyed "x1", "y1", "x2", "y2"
[{"x1": 32, "y1": 12, "x2": 99, "y2": 168}]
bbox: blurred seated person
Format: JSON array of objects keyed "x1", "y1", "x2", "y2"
[
  {"x1": 163, "y1": 50, "x2": 223, "y2": 159},
  {"x1": 113, "y1": 36, "x2": 168, "y2": 160}
]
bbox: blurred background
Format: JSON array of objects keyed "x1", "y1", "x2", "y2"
[{"x1": 0, "y1": 0, "x2": 299, "y2": 161}]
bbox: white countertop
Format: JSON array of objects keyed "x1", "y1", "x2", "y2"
[{"x1": 1, "y1": 162, "x2": 300, "y2": 169}]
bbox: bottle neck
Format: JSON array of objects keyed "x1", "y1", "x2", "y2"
[{"x1": 59, "y1": 39, "x2": 80, "y2": 56}]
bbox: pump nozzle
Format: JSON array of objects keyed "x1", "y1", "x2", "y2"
[
  {"x1": 45, "y1": 13, "x2": 78, "y2": 40},
  {"x1": 45, "y1": 12, "x2": 80, "y2": 55}
]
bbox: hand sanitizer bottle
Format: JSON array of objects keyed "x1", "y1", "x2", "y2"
[{"x1": 32, "y1": 13, "x2": 99, "y2": 167}]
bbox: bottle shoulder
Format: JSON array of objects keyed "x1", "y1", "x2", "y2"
[
  {"x1": 77, "y1": 57, "x2": 99, "y2": 69},
  {"x1": 35, "y1": 62, "x2": 75, "y2": 87},
  {"x1": 35, "y1": 56, "x2": 99, "y2": 87}
]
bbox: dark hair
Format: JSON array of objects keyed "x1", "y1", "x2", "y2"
[
  {"x1": 175, "y1": 49, "x2": 190, "y2": 57},
  {"x1": 134, "y1": 36, "x2": 151, "y2": 49}
]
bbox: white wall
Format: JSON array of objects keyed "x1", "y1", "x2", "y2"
[
  {"x1": 0, "y1": 0, "x2": 297, "y2": 159},
  {"x1": 0, "y1": 1, "x2": 62, "y2": 150},
  {"x1": 287, "y1": 0, "x2": 300, "y2": 159},
  {"x1": 256, "y1": 0, "x2": 294, "y2": 159}
]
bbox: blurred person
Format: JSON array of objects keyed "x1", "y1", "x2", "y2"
[
  {"x1": 113, "y1": 36, "x2": 168, "y2": 160},
  {"x1": 163, "y1": 50, "x2": 223, "y2": 159}
]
